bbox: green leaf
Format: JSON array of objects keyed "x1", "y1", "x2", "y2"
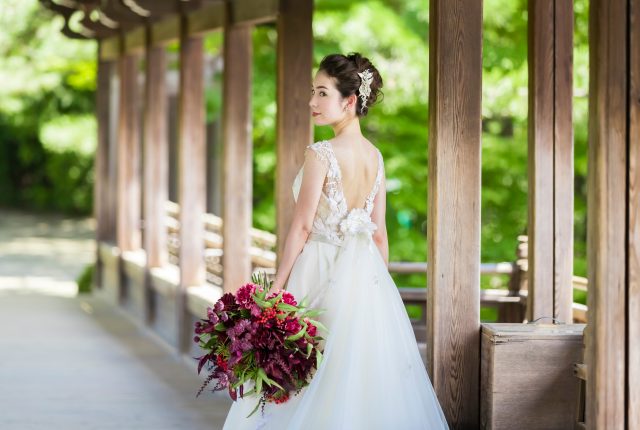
[
  {"x1": 299, "y1": 296, "x2": 310, "y2": 308},
  {"x1": 253, "y1": 295, "x2": 273, "y2": 308},
  {"x1": 316, "y1": 349, "x2": 323, "y2": 368},
  {"x1": 214, "y1": 322, "x2": 226, "y2": 331},
  {"x1": 255, "y1": 370, "x2": 263, "y2": 394},
  {"x1": 305, "y1": 341, "x2": 313, "y2": 358},
  {"x1": 246, "y1": 399, "x2": 262, "y2": 418},
  {"x1": 276, "y1": 302, "x2": 299, "y2": 312},
  {"x1": 301, "y1": 309, "x2": 325, "y2": 318},
  {"x1": 286, "y1": 324, "x2": 308, "y2": 342},
  {"x1": 307, "y1": 319, "x2": 329, "y2": 334}
]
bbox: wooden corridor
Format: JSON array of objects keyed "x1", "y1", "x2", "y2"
[
  {"x1": 0, "y1": 210, "x2": 231, "y2": 429},
  {"x1": 37, "y1": 0, "x2": 640, "y2": 428}
]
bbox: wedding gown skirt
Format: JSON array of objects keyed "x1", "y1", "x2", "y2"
[{"x1": 223, "y1": 232, "x2": 449, "y2": 430}]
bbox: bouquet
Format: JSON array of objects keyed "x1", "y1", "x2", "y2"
[{"x1": 194, "y1": 272, "x2": 327, "y2": 417}]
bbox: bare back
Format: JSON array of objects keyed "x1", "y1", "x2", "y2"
[{"x1": 329, "y1": 138, "x2": 380, "y2": 212}]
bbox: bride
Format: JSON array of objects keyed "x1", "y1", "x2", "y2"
[{"x1": 223, "y1": 53, "x2": 449, "y2": 430}]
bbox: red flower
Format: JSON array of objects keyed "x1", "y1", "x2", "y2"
[{"x1": 216, "y1": 355, "x2": 229, "y2": 372}]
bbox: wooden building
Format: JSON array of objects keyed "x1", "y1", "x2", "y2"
[{"x1": 40, "y1": 0, "x2": 639, "y2": 429}]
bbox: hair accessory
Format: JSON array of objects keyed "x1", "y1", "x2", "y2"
[{"x1": 357, "y1": 69, "x2": 373, "y2": 109}]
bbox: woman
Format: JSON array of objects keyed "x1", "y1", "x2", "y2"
[{"x1": 223, "y1": 53, "x2": 449, "y2": 429}]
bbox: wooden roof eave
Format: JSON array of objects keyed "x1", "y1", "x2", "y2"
[{"x1": 40, "y1": 0, "x2": 282, "y2": 58}]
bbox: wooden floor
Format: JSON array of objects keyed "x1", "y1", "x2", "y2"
[{"x1": 0, "y1": 211, "x2": 232, "y2": 429}]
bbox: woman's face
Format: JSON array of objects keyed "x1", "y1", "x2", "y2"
[{"x1": 309, "y1": 70, "x2": 352, "y2": 126}]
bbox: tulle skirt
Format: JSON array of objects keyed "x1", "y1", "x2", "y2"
[{"x1": 222, "y1": 233, "x2": 449, "y2": 430}]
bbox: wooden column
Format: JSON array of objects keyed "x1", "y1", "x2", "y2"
[
  {"x1": 527, "y1": 0, "x2": 574, "y2": 323},
  {"x1": 585, "y1": 0, "x2": 628, "y2": 428},
  {"x1": 427, "y1": 0, "x2": 482, "y2": 427},
  {"x1": 177, "y1": 20, "x2": 206, "y2": 350},
  {"x1": 275, "y1": 0, "x2": 313, "y2": 259},
  {"x1": 222, "y1": 24, "x2": 253, "y2": 293},
  {"x1": 116, "y1": 51, "x2": 142, "y2": 252},
  {"x1": 629, "y1": 0, "x2": 640, "y2": 425},
  {"x1": 143, "y1": 38, "x2": 169, "y2": 268},
  {"x1": 96, "y1": 54, "x2": 114, "y2": 243}
]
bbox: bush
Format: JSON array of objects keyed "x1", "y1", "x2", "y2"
[{"x1": 76, "y1": 263, "x2": 94, "y2": 294}]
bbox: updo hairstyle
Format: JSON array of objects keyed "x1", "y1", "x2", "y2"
[{"x1": 318, "y1": 53, "x2": 383, "y2": 117}]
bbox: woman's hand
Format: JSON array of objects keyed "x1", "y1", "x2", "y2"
[{"x1": 270, "y1": 275, "x2": 285, "y2": 291}]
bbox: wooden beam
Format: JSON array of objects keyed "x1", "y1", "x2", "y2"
[
  {"x1": 99, "y1": 36, "x2": 120, "y2": 60},
  {"x1": 628, "y1": 0, "x2": 640, "y2": 425},
  {"x1": 150, "y1": 16, "x2": 180, "y2": 46},
  {"x1": 527, "y1": 0, "x2": 574, "y2": 323},
  {"x1": 143, "y1": 38, "x2": 169, "y2": 268},
  {"x1": 124, "y1": 26, "x2": 146, "y2": 54},
  {"x1": 95, "y1": 52, "x2": 114, "y2": 243},
  {"x1": 116, "y1": 51, "x2": 142, "y2": 252},
  {"x1": 186, "y1": 2, "x2": 225, "y2": 36},
  {"x1": 275, "y1": 0, "x2": 313, "y2": 259},
  {"x1": 427, "y1": 0, "x2": 482, "y2": 427},
  {"x1": 232, "y1": 0, "x2": 279, "y2": 26},
  {"x1": 222, "y1": 25, "x2": 253, "y2": 293},
  {"x1": 586, "y1": 0, "x2": 628, "y2": 428}
]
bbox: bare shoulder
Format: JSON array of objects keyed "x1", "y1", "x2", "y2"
[{"x1": 328, "y1": 136, "x2": 379, "y2": 160}]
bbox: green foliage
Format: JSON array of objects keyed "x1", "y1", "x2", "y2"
[
  {"x1": 76, "y1": 263, "x2": 94, "y2": 294},
  {"x1": 2, "y1": 0, "x2": 591, "y2": 287},
  {"x1": 0, "y1": 0, "x2": 96, "y2": 214}
]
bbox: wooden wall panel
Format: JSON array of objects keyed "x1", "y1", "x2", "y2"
[
  {"x1": 222, "y1": 25, "x2": 253, "y2": 293},
  {"x1": 427, "y1": 0, "x2": 482, "y2": 427},
  {"x1": 586, "y1": 0, "x2": 628, "y2": 428},
  {"x1": 275, "y1": 0, "x2": 313, "y2": 259}
]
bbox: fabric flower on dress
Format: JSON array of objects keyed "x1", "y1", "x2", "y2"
[{"x1": 338, "y1": 209, "x2": 378, "y2": 237}]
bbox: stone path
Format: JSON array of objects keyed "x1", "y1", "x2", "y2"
[{"x1": 0, "y1": 210, "x2": 232, "y2": 429}]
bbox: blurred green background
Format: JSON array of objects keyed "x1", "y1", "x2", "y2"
[{"x1": 0, "y1": 0, "x2": 589, "y2": 306}]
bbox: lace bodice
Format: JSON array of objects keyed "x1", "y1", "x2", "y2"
[{"x1": 292, "y1": 140, "x2": 384, "y2": 245}]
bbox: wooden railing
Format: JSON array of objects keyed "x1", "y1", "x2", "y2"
[
  {"x1": 165, "y1": 203, "x2": 589, "y2": 328},
  {"x1": 166, "y1": 201, "x2": 276, "y2": 286}
]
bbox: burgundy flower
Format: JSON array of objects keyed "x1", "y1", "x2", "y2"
[
  {"x1": 281, "y1": 291, "x2": 297, "y2": 306},
  {"x1": 194, "y1": 273, "x2": 323, "y2": 414},
  {"x1": 307, "y1": 324, "x2": 317, "y2": 337},
  {"x1": 235, "y1": 283, "x2": 257, "y2": 309},
  {"x1": 284, "y1": 318, "x2": 301, "y2": 334}
]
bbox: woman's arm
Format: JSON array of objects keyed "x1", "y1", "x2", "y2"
[
  {"x1": 271, "y1": 149, "x2": 327, "y2": 290},
  {"x1": 370, "y1": 172, "x2": 388, "y2": 267}
]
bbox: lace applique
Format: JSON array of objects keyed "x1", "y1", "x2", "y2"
[{"x1": 293, "y1": 141, "x2": 384, "y2": 245}]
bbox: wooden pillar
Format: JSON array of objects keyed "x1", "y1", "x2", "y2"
[
  {"x1": 116, "y1": 50, "x2": 142, "y2": 252},
  {"x1": 527, "y1": 0, "x2": 574, "y2": 323},
  {"x1": 585, "y1": 0, "x2": 629, "y2": 428},
  {"x1": 275, "y1": 0, "x2": 313, "y2": 259},
  {"x1": 107, "y1": 65, "x2": 120, "y2": 243},
  {"x1": 629, "y1": 0, "x2": 640, "y2": 425},
  {"x1": 222, "y1": 24, "x2": 253, "y2": 293},
  {"x1": 176, "y1": 20, "x2": 206, "y2": 351},
  {"x1": 143, "y1": 37, "x2": 169, "y2": 268},
  {"x1": 96, "y1": 53, "x2": 114, "y2": 243},
  {"x1": 427, "y1": 0, "x2": 482, "y2": 427}
]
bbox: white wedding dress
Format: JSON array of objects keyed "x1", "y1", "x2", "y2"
[{"x1": 223, "y1": 140, "x2": 449, "y2": 430}]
